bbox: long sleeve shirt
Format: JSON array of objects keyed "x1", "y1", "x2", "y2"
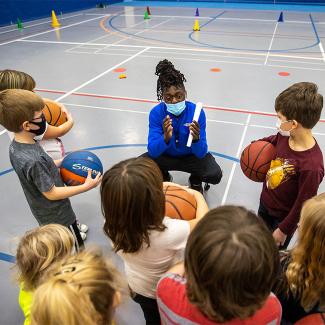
[
  {"x1": 259, "y1": 133, "x2": 324, "y2": 235},
  {"x1": 147, "y1": 101, "x2": 208, "y2": 159}
]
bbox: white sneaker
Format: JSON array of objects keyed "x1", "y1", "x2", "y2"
[
  {"x1": 77, "y1": 222, "x2": 89, "y2": 233},
  {"x1": 80, "y1": 231, "x2": 87, "y2": 241}
]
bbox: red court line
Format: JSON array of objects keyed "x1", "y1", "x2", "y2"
[{"x1": 35, "y1": 88, "x2": 325, "y2": 122}]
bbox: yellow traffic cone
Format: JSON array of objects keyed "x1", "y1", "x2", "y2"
[
  {"x1": 51, "y1": 10, "x2": 61, "y2": 28},
  {"x1": 193, "y1": 19, "x2": 200, "y2": 31}
]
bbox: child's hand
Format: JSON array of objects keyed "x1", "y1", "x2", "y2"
[
  {"x1": 273, "y1": 228, "x2": 287, "y2": 246},
  {"x1": 83, "y1": 170, "x2": 102, "y2": 190},
  {"x1": 163, "y1": 115, "x2": 173, "y2": 143},
  {"x1": 59, "y1": 104, "x2": 74, "y2": 125},
  {"x1": 54, "y1": 158, "x2": 63, "y2": 168},
  {"x1": 189, "y1": 121, "x2": 200, "y2": 141}
]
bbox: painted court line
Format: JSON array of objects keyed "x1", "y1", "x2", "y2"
[
  {"x1": 85, "y1": 13, "x2": 325, "y2": 25},
  {"x1": 267, "y1": 63, "x2": 325, "y2": 71},
  {"x1": 0, "y1": 13, "x2": 83, "y2": 35},
  {"x1": 61, "y1": 102, "x2": 246, "y2": 126},
  {"x1": 319, "y1": 42, "x2": 325, "y2": 63},
  {"x1": 110, "y1": 18, "x2": 173, "y2": 47},
  {"x1": 222, "y1": 114, "x2": 252, "y2": 205},
  {"x1": 0, "y1": 15, "x2": 109, "y2": 46},
  {"x1": 35, "y1": 88, "x2": 325, "y2": 123},
  {"x1": 54, "y1": 47, "x2": 150, "y2": 102},
  {"x1": 65, "y1": 102, "x2": 322, "y2": 133},
  {"x1": 18, "y1": 39, "x2": 325, "y2": 62},
  {"x1": 264, "y1": 21, "x2": 278, "y2": 65}
]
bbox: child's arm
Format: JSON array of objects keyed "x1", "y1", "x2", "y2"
[
  {"x1": 53, "y1": 158, "x2": 63, "y2": 168},
  {"x1": 42, "y1": 105, "x2": 74, "y2": 139},
  {"x1": 166, "y1": 262, "x2": 185, "y2": 276},
  {"x1": 274, "y1": 169, "x2": 323, "y2": 245},
  {"x1": 163, "y1": 182, "x2": 209, "y2": 231},
  {"x1": 187, "y1": 189, "x2": 209, "y2": 231},
  {"x1": 42, "y1": 170, "x2": 101, "y2": 200},
  {"x1": 255, "y1": 134, "x2": 279, "y2": 145}
]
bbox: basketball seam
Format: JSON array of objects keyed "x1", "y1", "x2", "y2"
[
  {"x1": 165, "y1": 193, "x2": 197, "y2": 210},
  {"x1": 165, "y1": 200, "x2": 183, "y2": 219},
  {"x1": 240, "y1": 160, "x2": 267, "y2": 175},
  {"x1": 53, "y1": 107, "x2": 62, "y2": 126},
  {"x1": 250, "y1": 142, "x2": 271, "y2": 179},
  {"x1": 44, "y1": 103, "x2": 53, "y2": 124}
]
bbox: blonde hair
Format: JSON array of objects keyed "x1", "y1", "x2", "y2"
[
  {"x1": 31, "y1": 249, "x2": 122, "y2": 325},
  {"x1": 16, "y1": 224, "x2": 74, "y2": 291},
  {"x1": 0, "y1": 69, "x2": 36, "y2": 91},
  {"x1": 286, "y1": 193, "x2": 325, "y2": 311}
]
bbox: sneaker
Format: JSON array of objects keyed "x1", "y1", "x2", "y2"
[
  {"x1": 77, "y1": 222, "x2": 89, "y2": 233},
  {"x1": 189, "y1": 180, "x2": 203, "y2": 194},
  {"x1": 80, "y1": 231, "x2": 87, "y2": 241}
]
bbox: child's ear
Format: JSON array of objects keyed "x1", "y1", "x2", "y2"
[
  {"x1": 112, "y1": 291, "x2": 121, "y2": 308},
  {"x1": 292, "y1": 120, "x2": 299, "y2": 129},
  {"x1": 22, "y1": 121, "x2": 31, "y2": 131}
]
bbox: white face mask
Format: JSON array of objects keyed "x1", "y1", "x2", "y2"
[{"x1": 276, "y1": 118, "x2": 292, "y2": 137}]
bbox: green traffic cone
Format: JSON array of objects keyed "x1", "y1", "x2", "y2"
[
  {"x1": 144, "y1": 11, "x2": 150, "y2": 20},
  {"x1": 17, "y1": 18, "x2": 23, "y2": 30}
]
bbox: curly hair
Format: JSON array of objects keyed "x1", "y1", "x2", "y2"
[
  {"x1": 285, "y1": 194, "x2": 325, "y2": 311},
  {"x1": 155, "y1": 59, "x2": 186, "y2": 101}
]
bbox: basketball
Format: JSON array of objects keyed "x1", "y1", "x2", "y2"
[
  {"x1": 295, "y1": 313, "x2": 325, "y2": 324},
  {"x1": 240, "y1": 141, "x2": 276, "y2": 182},
  {"x1": 164, "y1": 185, "x2": 197, "y2": 220},
  {"x1": 43, "y1": 100, "x2": 67, "y2": 126},
  {"x1": 60, "y1": 150, "x2": 103, "y2": 186}
]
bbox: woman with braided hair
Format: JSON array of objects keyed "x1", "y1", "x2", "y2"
[{"x1": 144, "y1": 59, "x2": 222, "y2": 193}]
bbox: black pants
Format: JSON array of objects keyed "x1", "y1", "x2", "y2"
[
  {"x1": 258, "y1": 201, "x2": 292, "y2": 249},
  {"x1": 142, "y1": 152, "x2": 222, "y2": 184},
  {"x1": 131, "y1": 292, "x2": 160, "y2": 325},
  {"x1": 68, "y1": 220, "x2": 85, "y2": 251}
]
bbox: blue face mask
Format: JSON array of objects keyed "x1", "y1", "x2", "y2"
[{"x1": 165, "y1": 100, "x2": 186, "y2": 116}]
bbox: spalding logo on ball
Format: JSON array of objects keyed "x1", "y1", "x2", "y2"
[{"x1": 60, "y1": 150, "x2": 103, "y2": 186}]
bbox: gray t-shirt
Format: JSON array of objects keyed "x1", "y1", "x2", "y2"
[{"x1": 9, "y1": 140, "x2": 76, "y2": 226}]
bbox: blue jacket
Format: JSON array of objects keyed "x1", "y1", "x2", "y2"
[{"x1": 147, "y1": 101, "x2": 208, "y2": 159}]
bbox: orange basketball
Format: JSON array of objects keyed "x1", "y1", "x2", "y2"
[
  {"x1": 164, "y1": 185, "x2": 197, "y2": 220},
  {"x1": 240, "y1": 141, "x2": 276, "y2": 182},
  {"x1": 295, "y1": 313, "x2": 325, "y2": 324},
  {"x1": 43, "y1": 100, "x2": 67, "y2": 126}
]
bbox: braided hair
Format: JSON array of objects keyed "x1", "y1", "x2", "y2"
[{"x1": 155, "y1": 59, "x2": 186, "y2": 101}]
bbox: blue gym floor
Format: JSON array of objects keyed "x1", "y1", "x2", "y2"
[{"x1": 1, "y1": 2, "x2": 325, "y2": 324}]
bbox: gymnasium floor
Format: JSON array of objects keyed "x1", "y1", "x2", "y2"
[{"x1": 1, "y1": 2, "x2": 325, "y2": 324}]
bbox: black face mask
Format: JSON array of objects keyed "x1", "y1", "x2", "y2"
[{"x1": 28, "y1": 114, "x2": 47, "y2": 136}]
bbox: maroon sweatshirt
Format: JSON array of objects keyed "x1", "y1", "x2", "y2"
[{"x1": 260, "y1": 133, "x2": 324, "y2": 235}]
